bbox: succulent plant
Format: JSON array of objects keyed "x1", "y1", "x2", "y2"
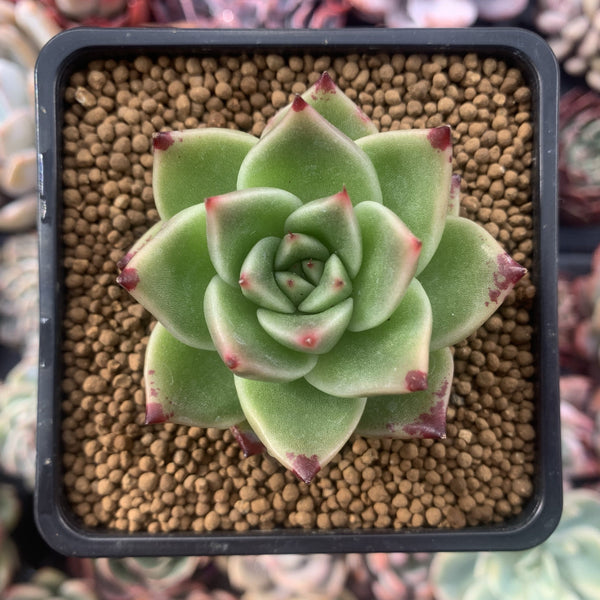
[
  {"x1": 117, "y1": 71, "x2": 526, "y2": 482},
  {"x1": 4, "y1": 567, "x2": 98, "y2": 600},
  {"x1": 430, "y1": 488, "x2": 600, "y2": 600},
  {"x1": 42, "y1": 0, "x2": 149, "y2": 27},
  {"x1": 0, "y1": 484, "x2": 20, "y2": 595},
  {"x1": 558, "y1": 88, "x2": 600, "y2": 225}
]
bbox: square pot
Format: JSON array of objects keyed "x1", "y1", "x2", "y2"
[{"x1": 35, "y1": 27, "x2": 561, "y2": 555}]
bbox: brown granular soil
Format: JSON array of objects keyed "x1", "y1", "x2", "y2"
[{"x1": 60, "y1": 52, "x2": 536, "y2": 533}]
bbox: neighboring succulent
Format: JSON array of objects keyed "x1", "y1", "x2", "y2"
[
  {"x1": 430, "y1": 488, "x2": 600, "y2": 600},
  {"x1": 0, "y1": 484, "x2": 20, "y2": 595},
  {"x1": 536, "y1": 0, "x2": 600, "y2": 92},
  {"x1": 4, "y1": 567, "x2": 98, "y2": 600},
  {"x1": 558, "y1": 88, "x2": 600, "y2": 225},
  {"x1": 118, "y1": 72, "x2": 526, "y2": 482},
  {"x1": 73, "y1": 556, "x2": 217, "y2": 600},
  {"x1": 226, "y1": 554, "x2": 352, "y2": 600},
  {"x1": 41, "y1": 0, "x2": 149, "y2": 27}
]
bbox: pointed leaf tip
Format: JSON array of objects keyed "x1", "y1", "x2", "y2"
[
  {"x1": 152, "y1": 131, "x2": 175, "y2": 151},
  {"x1": 116, "y1": 267, "x2": 139, "y2": 291},
  {"x1": 489, "y1": 253, "x2": 527, "y2": 304},
  {"x1": 292, "y1": 95, "x2": 308, "y2": 112},
  {"x1": 231, "y1": 425, "x2": 265, "y2": 457},
  {"x1": 287, "y1": 453, "x2": 321, "y2": 484},
  {"x1": 406, "y1": 370, "x2": 428, "y2": 391},
  {"x1": 315, "y1": 71, "x2": 336, "y2": 93},
  {"x1": 145, "y1": 402, "x2": 170, "y2": 424},
  {"x1": 427, "y1": 125, "x2": 451, "y2": 152}
]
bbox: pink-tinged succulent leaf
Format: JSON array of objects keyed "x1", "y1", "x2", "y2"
[
  {"x1": 274, "y1": 232, "x2": 330, "y2": 270},
  {"x1": 275, "y1": 271, "x2": 315, "y2": 304},
  {"x1": 298, "y1": 255, "x2": 352, "y2": 313},
  {"x1": 237, "y1": 99, "x2": 383, "y2": 206},
  {"x1": 257, "y1": 298, "x2": 354, "y2": 354},
  {"x1": 117, "y1": 220, "x2": 164, "y2": 270},
  {"x1": 357, "y1": 127, "x2": 452, "y2": 274},
  {"x1": 239, "y1": 237, "x2": 296, "y2": 313},
  {"x1": 204, "y1": 275, "x2": 318, "y2": 381},
  {"x1": 284, "y1": 189, "x2": 362, "y2": 278},
  {"x1": 356, "y1": 347, "x2": 453, "y2": 438},
  {"x1": 116, "y1": 204, "x2": 215, "y2": 350},
  {"x1": 419, "y1": 215, "x2": 527, "y2": 350},
  {"x1": 230, "y1": 420, "x2": 266, "y2": 457},
  {"x1": 448, "y1": 173, "x2": 461, "y2": 216},
  {"x1": 205, "y1": 188, "x2": 302, "y2": 286},
  {"x1": 305, "y1": 280, "x2": 432, "y2": 397},
  {"x1": 153, "y1": 128, "x2": 258, "y2": 220},
  {"x1": 349, "y1": 201, "x2": 421, "y2": 332},
  {"x1": 144, "y1": 323, "x2": 243, "y2": 427},
  {"x1": 234, "y1": 376, "x2": 366, "y2": 483},
  {"x1": 301, "y1": 259, "x2": 325, "y2": 285},
  {"x1": 262, "y1": 71, "x2": 378, "y2": 140}
]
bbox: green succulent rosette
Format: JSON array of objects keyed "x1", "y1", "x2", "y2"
[{"x1": 118, "y1": 72, "x2": 526, "y2": 483}]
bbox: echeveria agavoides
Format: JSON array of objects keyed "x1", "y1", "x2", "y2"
[{"x1": 117, "y1": 72, "x2": 526, "y2": 483}]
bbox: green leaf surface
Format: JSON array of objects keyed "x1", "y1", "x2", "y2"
[
  {"x1": 357, "y1": 127, "x2": 452, "y2": 274},
  {"x1": 298, "y1": 254, "x2": 352, "y2": 313},
  {"x1": 262, "y1": 72, "x2": 378, "y2": 140},
  {"x1": 274, "y1": 232, "x2": 330, "y2": 270},
  {"x1": 301, "y1": 259, "x2": 324, "y2": 285},
  {"x1": 257, "y1": 298, "x2": 354, "y2": 354},
  {"x1": 237, "y1": 97, "x2": 383, "y2": 206},
  {"x1": 305, "y1": 280, "x2": 432, "y2": 397},
  {"x1": 284, "y1": 189, "x2": 363, "y2": 278},
  {"x1": 117, "y1": 204, "x2": 215, "y2": 349},
  {"x1": 357, "y1": 347, "x2": 453, "y2": 438},
  {"x1": 239, "y1": 237, "x2": 296, "y2": 313},
  {"x1": 349, "y1": 201, "x2": 422, "y2": 332},
  {"x1": 275, "y1": 271, "x2": 315, "y2": 304},
  {"x1": 235, "y1": 376, "x2": 366, "y2": 483},
  {"x1": 205, "y1": 187, "x2": 302, "y2": 286},
  {"x1": 204, "y1": 275, "x2": 317, "y2": 381},
  {"x1": 419, "y1": 216, "x2": 527, "y2": 351},
  {"x1": 152, "y1": 128, "x2": 258, "y2": 219},
  {"x1": 144, "y1": 323, "x2": 243, "y2": 427}
]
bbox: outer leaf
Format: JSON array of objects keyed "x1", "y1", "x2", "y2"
[
  {"x1": 262, "y1": 71, "x2": 378, "y2": 140},
  {"x1": 356, "y1": 347, "x2": 453, "y2": 438},
  {"x1": 116, "y1": 204, "x2": 215, "y2": 349},
  {"x1": 144, "y1": 323, "x2": 243, "y2": 427},
  {"x1": 152, "y1": 128, "x2": 258, "y2": 219},
  {"x1": 205, "y1": 187, "x2": 302, "y2": 286},
  {"x1": 298, "y1": 254, "x2": 352, "y2": 313},
  {"x1": 275, "y1": 271, "x2": 315, "y2": 304},
  {"x1": 419, "y1": 215, "x2": 527, "y2": 351},
  {"x1": 284, "y1": 189, "x2": 362, "y2": 278},
  {"x1": 239, "y1": 237, "x2": 296, "y2": 313},
  {"x1": 305, "y1": 280, "x2": 432, "y2": 397},
  {"x1": 235, "y1": 376, "x2": 366, "y2": 483},
  {"x1": 257, "y1": 298, "x2": 354, "y2": 354},
  {"x1": 357, "y1": 127, "x2": 452, "y2": 274},
  {"x1": 349, "y1": 201, "x2": 422, "y2": 332},
  {"x1": 204, "y1": 275, "x2": 317, "y2": 381},
  {"x1": 237, "y1": 96, "x2": 383, "y2": 206}
]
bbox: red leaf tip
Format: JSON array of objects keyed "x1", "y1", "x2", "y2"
[
  {"x1": 287, "y1": 452, "x2": 321, "y2": 484},
  {"x1": 291, "y1": 95, "x2": 309, "y2": 112},
  {"x1": 427, "y1": 125, "x2": 451, "y2": 151},
  {"x1": 406, "y1": 370, "x2": 428, "y2": 392},
  {"x1": 116, "y1": 267, "x2": 139, "y2": 291},
  {"x1": 145, "y1": 403, "x2": 169, "y2": 424},
  {"x1": 231, "y1": 425, "x2": 265, "y2": 457},
  {"x1": 152, "y1": 131, "x2": 174, "y2": 151},
  {"x1": 315, "y1": 71, "x2": 336, "y2": 93}
]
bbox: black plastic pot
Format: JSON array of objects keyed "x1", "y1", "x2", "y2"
[{"x1": 35, "y1": 27, "x2": 561, "y2": 556}]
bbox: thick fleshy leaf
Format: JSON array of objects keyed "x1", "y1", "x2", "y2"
[
  {"x1": 419, "y1": 215, "x2": 527, "y2": 351},
  {"x1": 262, "y1": 72, "x2": 378, "y2": 140},
  {"x1": 116, "y1": 204, "x2": 215, "y2": 349},
  {"x1": 356, "y1": 347, "x2": 453, "y2": 438},
  {"x1": 349, "y1": 201, "x2": 421, "y2": 332},
  {"x1": 237, "y1": 97, "x2": 383, "y2": 206},
  {"x1": 257, "y1": 298, "x2": 354, "y2": 354},
  {"x1": 117, "y1": 220, "x2": 164, "y2": 270},
  {"x1": 144, "y1": 323, "x2": 243, "y2": 427},
  {"x1": 357, "y1": 127, "x2": 452, "y2": 274},
  {"x1": 152, "y1": 128, "x2": 258, "y2": 219},
  {"x1": 274, "y1": 232, "x2": 330, "y2": 270},
  {"x1": 204, "y1": 275, "x2": 317, "y2": 381},
  {"x1": 298, "y1": 254, "x2": 352, "y2": 313},
  {"x1": 448, "y1": 173, "x2": 461, "y2": 216},
  {"x1": 230, "y1": 420, "x2": 266, "y2": 457},
  {"x1": 275, "y1": 271, "x2": 315, "y2": 304},
  {"x1": 305, "y1": 280, "x2": 432, "y2": 397},
  {"x1": 239, "y1": 237, "x2": 295, "y2": 313},
  {"x1": 301, "y1": 259, "x2": 324, "y2": 285},
  {"x1": 284, "y1": 189, "x2": 362, "y2": 278},
  {"x1": 235, "y1": 376, "x2": 366, "y2": 483},
  {"x1": 205, "y1": 187, "x2": 302, "y2": 286}
]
